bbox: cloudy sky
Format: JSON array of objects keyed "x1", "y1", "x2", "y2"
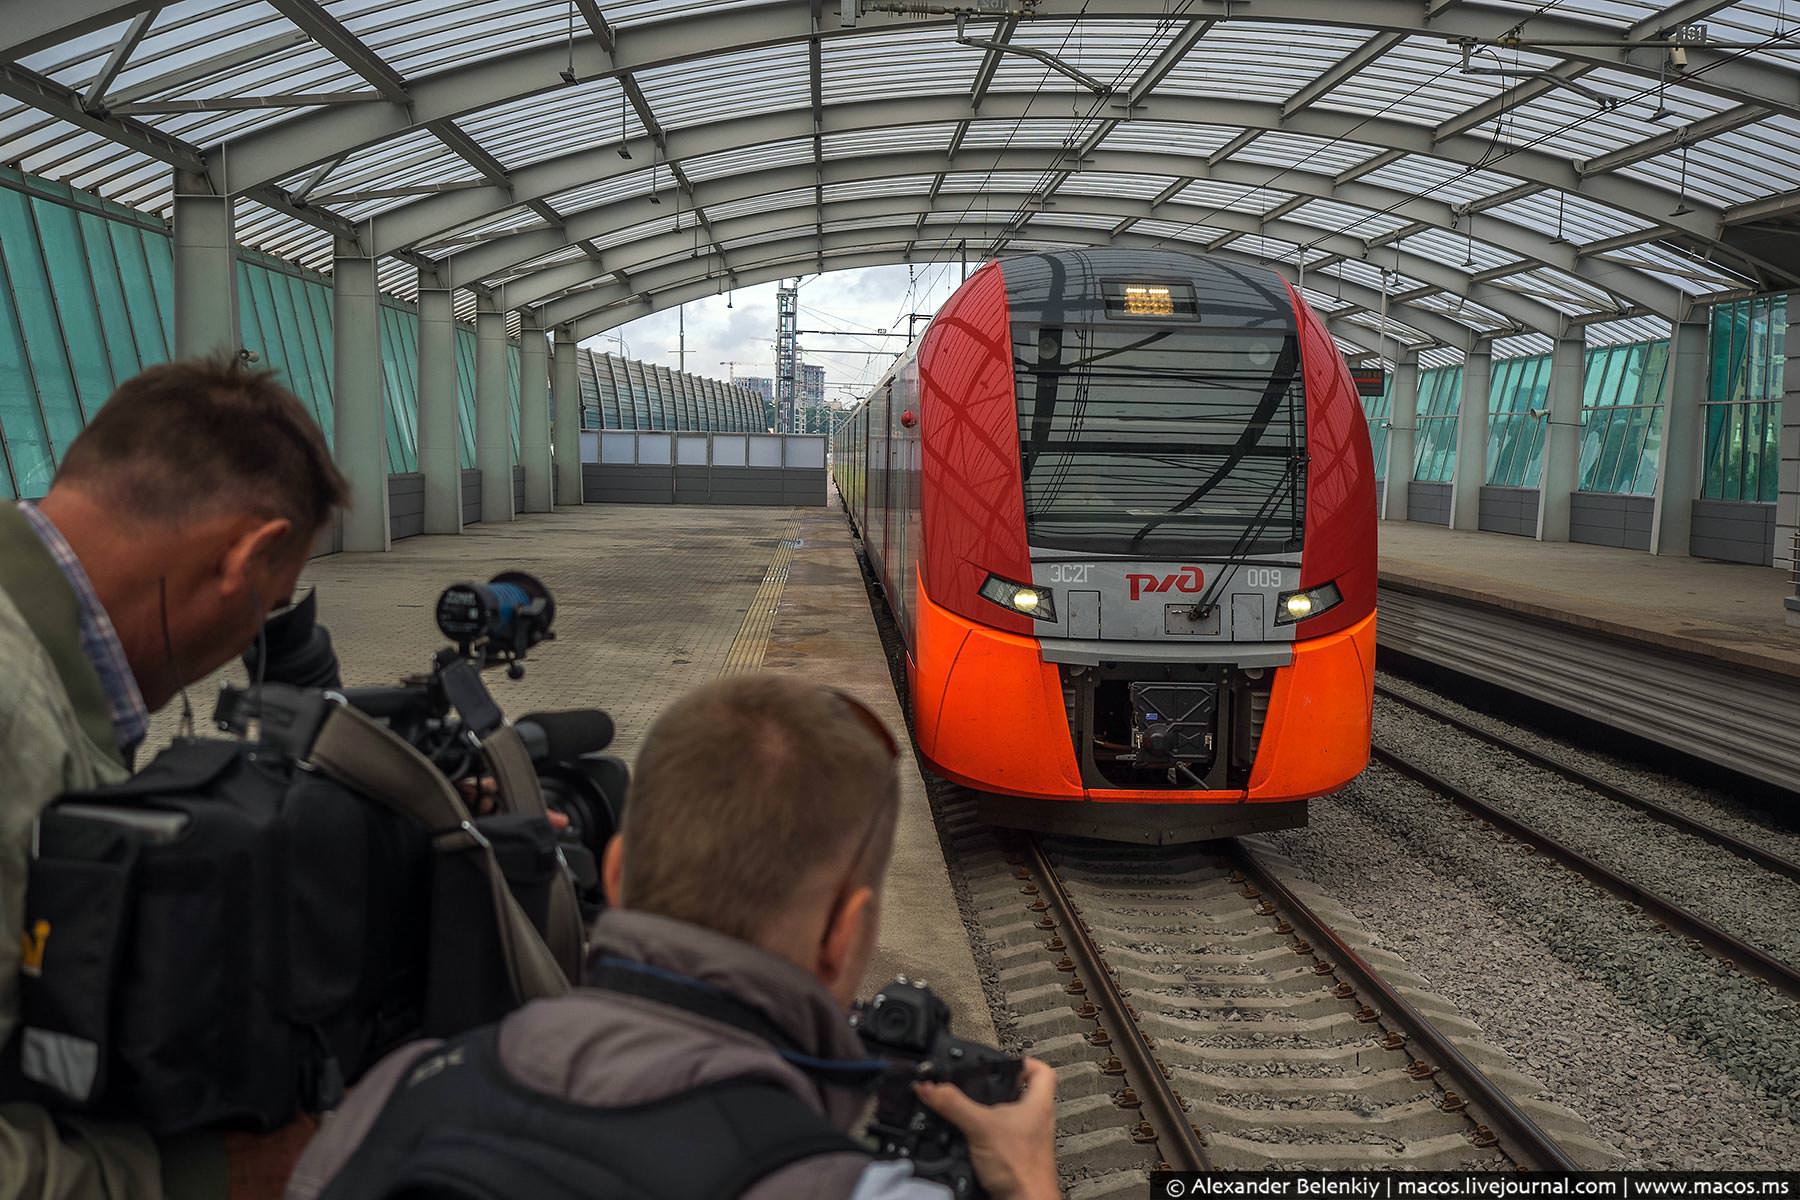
[{"x1": 579, "y1": 261, "x2": 974, "y2": 405}]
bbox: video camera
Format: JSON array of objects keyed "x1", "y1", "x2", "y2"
[
  {"x1": 854, "y1": 977, "x2": 1023, "y2": 1199},
  {"x1": 13, "y1": 570, "x2": 624, "y2": 1137},
  {"x1": 222, "y1": 571, "x2": 624, "y2": 916}
]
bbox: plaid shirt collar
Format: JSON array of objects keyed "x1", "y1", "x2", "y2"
[{"x1": 17, "y1": 502, "x2": 149, "y2": 757}]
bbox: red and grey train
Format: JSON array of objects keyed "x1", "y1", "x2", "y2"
[{"x1": 832, "y1": 249, "x2": 1377, "y2": 842}]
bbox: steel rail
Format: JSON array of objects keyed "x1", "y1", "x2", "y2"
[
  {"x1": 1223, "y1": 840, "x2": 1581, "y2": 1172},
  {"x1": 1375, "y1": 681, "x2": 1800, "y2": 884},
  {"x1": 1017, "y1": 838, "x2": 1212, "y2": 1173},
  {"x1": 1372, "y1": 745, "x2": 1800, "y2": 1004}
]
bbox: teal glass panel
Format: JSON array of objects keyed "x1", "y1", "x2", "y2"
[
  {"x1": 107, "y1": 219, "x2": 167, "y2": 363},
  {"x1": 507, "y1": 345, "x2": 521, "y2": 464},
  {"x1": 1412, "y1": 365, "x2": 1461, "y2": 484},
  {"x1": 0, "y1": 189, "x2": 81, "y2": 462},
  {"x1": 31, "y1": 197, "x2": 113, "y2": 419},
  {"x1": 1486, "y1": 353, "x2": 1550, "y2": 487},
  {"x1": 77, "y1": 211, "x2": 143, "y2": 383},
  {"x1": 387, "y1": 304, "x2": 420, "y2": 473},
  {"x1": 0, "y1": 257, "x2": 50, "y2": 497},
  {"x1": 140, "y1": 228, "x2": 174, "y2": 345},
  {"x1": 582, "y1": 354, "x2": 607, "y2": 428},
  {"x1": 455, "y1": 326, "x2": 477, "y2": 469},
  {"x1": 377, "y1": 306, "x2": 407, "y2": 473},
  {"x1": 280, "y1": 271, "x2": 334, "y2": 423},
  {"x1": 1701, "y1": 294, "x2": 1786, "y2": 503},
  {"x1": 241, "y1": 266, "x2": 298, "y2": 419},
  {"x1": 1359, "y1": 376, "x2": 1391, "y2": 480}
]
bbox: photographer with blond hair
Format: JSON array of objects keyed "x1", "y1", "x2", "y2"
[{"x1": 288, "y1": 673, "x2": 1060, "y2": 1199}]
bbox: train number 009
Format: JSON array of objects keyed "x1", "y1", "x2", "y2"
[{"x1": 1243, "y1": 567, "x2": 1283, "y2": 588}]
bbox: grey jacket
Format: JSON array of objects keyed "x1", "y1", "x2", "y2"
[{"x1": 287, "y1": 910, "x2": 949, "y2": 1199}]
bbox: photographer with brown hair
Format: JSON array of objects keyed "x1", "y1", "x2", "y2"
[
  {"x1": 287, "y1": 673, "x2": 1060, "y2": 1200},
  {"x1": 0, "y1": 354, "x2": 350, "y2": 1198}
]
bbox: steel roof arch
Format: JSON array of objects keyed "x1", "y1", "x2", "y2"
[
  {"x1": 535, "y1": 221, "x2": 1480, "y2": 349},
  {"x1": 488, "y1": 191, "x2": 1570, "y2": 338}
]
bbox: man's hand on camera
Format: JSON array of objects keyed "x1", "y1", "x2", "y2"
[
  {"x1": 455, "y1": 776, "x2": 569, "y2": 829},
  {"x1": 914, "y1": 1057, "x2": 1059, "y2": 1200}
]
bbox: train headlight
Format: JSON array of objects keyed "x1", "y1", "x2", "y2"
[
  {"x1": 1275, "y1": 581, "x2": 1342, "y2": 626},
  {"x1": 979, "y1": 574, "x2": 1056, "y2": 622}
]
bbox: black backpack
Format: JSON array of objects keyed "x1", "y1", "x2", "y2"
[
  {"x1": 316, "y1": 1024, "x2": 868, "y2": 1200},
  {"x1": 10, "y1": 694, "x2": 579, "y2": 1136}
]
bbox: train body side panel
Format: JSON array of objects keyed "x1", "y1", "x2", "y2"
[
  {"x1": 1290, "y1": 284, "x2": 1378, "y2": 638},
  {"x1": 1245, "y1": 610, "x2": 1375, "y2": 800},
  {"x1": 916, "y1": 262, "x2": 1033, "y2": 640},
  {"x1": 912, "y1": 580, "x2": 1085, "y2": 797}
]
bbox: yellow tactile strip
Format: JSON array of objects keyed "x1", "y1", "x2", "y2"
[{"x1": 718, "y1": 516, "x2": 802, "y2": 676}]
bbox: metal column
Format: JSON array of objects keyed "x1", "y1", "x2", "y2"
[
  {"x1": 171, "y1": 169, "x2": 239, "y2": 359},
  {"x1": 1536, "y1": 335, "x2": 1585, "y2": 543},
  {"x1": 553, "y1": 328, "x2": 583, "y2": 506},
  {"x1": 1651, "y1": 318, "x2": 1708, "y2": 558},
  {"x1": 415, "y1": 274, "x2": 462, "y2": 535},
  {"x1": 331, "y1": 236, "x2": 389, "y2": 553},
  {"x1": 475, "y1": 301, "x2": 514, "y2": 525},
  {"x1": 518, "y1": 311, "x2": 552, "y2": 513},
  {"x1": 1450, "y1": 347, "x2": 1491, "y2": 531},
  {"x1": 1381, "y1": 355, "x2": 1419, "y2": 523}
]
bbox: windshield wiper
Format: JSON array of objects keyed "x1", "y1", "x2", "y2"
[{"x1": 1183, "y1": 452, "x2": 1307, "y2": 623}]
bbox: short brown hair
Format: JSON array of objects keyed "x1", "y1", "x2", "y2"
[
  {"x1": 54, "y1": 353, "x2": 350, "y2": 539},
  {"x1": 622, "y1": 674, "x2": 900, "y2": 943}
]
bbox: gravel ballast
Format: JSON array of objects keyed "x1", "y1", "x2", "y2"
[
  {"x1": 1374, "y1": 695, "x2": 1800, "y2": 965},
  {"x1": 1265, "y1": 769, "x2": 1800, "y2": 1169}
]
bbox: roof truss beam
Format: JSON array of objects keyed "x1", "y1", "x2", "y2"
[
  {"x1": 1577, "y1": 103, "x2": 1768, "y2": 176},
  {"x1": 265, "y1": 0, "x2": 407, "y2": 104},
  {"x1": 1120, "y1": 18, "x2": 1214, "y2": 110},
  {"x1": 80, "y1": 10, "x2": 154, "y2": 113},
  {"x1": 1282, "y1": 31, "x2": 1403, "y2": 118}
]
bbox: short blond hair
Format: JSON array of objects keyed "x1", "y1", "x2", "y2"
[{"x1": 621, "y1": 674, "x2": 900, "y2": 942}]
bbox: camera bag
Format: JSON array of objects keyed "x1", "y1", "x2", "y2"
[{"x1": 11, "y1": 696, "x2": 573, "y2": 1136}]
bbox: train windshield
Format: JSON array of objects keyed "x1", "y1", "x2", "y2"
[{"x1": 1015, "y1": 323, "x2": 1307, "y2": 559}]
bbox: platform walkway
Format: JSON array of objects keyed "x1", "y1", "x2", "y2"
[
  {"x1": 1377, "y1": 521, "x2": 1800, "y2": 793},
  {"x1": 147, "y1": 502, "x2": 993, "y2": 1038}
]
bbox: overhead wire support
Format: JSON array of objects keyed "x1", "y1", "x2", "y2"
[{"x1": 952, "y1": 15, "x2": 1112, "y2": 94}]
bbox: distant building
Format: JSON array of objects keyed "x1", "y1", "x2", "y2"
[{"x1": 800, "y1": 363, "x2": 825, "y2": 408}]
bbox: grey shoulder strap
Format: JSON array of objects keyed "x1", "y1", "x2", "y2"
[{"x1": 307, "y1": 704, "x2": 572, "y2": 1004}]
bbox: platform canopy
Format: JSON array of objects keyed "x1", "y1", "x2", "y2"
[{"x1": 2, "y1": 0, "x2": 1797, "y2": 363}]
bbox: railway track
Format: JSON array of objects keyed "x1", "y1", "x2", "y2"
[
  {"x1": 1370, "y1": 686, "x2": 1800, "y2": 1004},
  {"x1": 939, "y1": 792, "x2": 1603, "y2": 1198},
  {"x1": 1374, "y1": 681, "x2": 1800, "y2": 885}
]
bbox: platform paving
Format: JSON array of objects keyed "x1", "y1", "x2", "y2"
[
  {"x1": 1379, "y1": 520, "x2": 1800, "y2": 679},
  {"x1": 146, "y1": 502, "x2": 993, "y2": 1037}
]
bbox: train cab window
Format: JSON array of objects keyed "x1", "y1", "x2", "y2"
[{"x1": 1015, "y1": 323, "x2": 1306, "y2": 560}]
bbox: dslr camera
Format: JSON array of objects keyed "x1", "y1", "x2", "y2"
[{"x1": 853, "y1": 977, "x2": 1023, "y2": 1199}]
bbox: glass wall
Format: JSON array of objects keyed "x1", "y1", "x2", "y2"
[
  {"x1": 1579, "y1": 340, "x2": 1666, "y2": 496},
  {"x1": 1360, "y1": 374, "x2": 1391, "y2": 481},
  {"x1": 0, "y1": 173, "x2": 174, "y2": 499},
  {"x1": 1702, "y1": 294, "x2": 1786, "y2": 503},
  {"x1": 1412, "y1": 366, "x2": 1462, "y2": 484},
  {"x1": 1485, "y1": 353, "x2": 1552, "y2": 488},
  {"x1": 0, "y1": 168, "x2": 783, "y2": 500}
]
